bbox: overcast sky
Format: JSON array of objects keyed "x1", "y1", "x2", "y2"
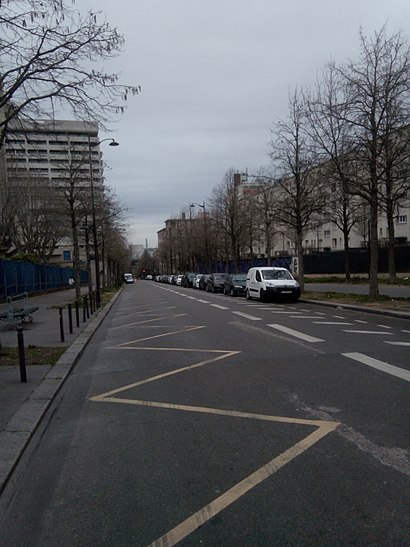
[{"x1": 82, "y1": 0, "x2": 410, "y2": 248}]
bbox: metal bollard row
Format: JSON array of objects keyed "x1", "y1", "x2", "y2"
[{"x1": 58, "y1": 291, "x2": 98, "y2": 343}]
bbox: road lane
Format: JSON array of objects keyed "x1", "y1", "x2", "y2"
[{"x1": 1, "y1": 281, "x2": 408, "y2": 545}]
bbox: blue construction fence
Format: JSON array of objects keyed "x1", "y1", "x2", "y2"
[
  {"x1": 0, "y1": 258, "x2": 88, "y2": 300},
  {"x1": 202, "y1": 256, "x2": 292, "y2": 274}
]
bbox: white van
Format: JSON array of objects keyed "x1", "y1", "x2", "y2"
[{"x1": 246, "y1": 267, "x2": 300, "y2": 302}]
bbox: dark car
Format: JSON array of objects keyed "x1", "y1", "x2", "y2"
[
  {"x1": 198, "y1": 274, "x2": 210, "y2": 290},
  {"x1": 223, "y1": 273, "x2": 247, "y2": 296},
  {"x1": 182, "y1": 272, "x2": 197, "y2": 288},
  {"x1": 206, "y1": 273, "x2": 228, "y2": 293}
]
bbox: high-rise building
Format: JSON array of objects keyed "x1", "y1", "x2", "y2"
[{"x1": 3, "y1": 119, "x2": 104, "y2": 266}]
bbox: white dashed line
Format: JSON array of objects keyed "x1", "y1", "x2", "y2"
[
  {"x1": 232, "y1": 311, "x2": 262, "y2": 321},
  {"x1": 314, "y1": 322, "x2": 353, "y2": 325},
  {"x1": 211, "y1": 304, "x2": 229, "y2": 310},
  {"x1": 197, "y1": 299, "x2": 210, "y2": 304},
  {"x1": 267, "y1": 324, "x2": 324, "y2": 343},
  {"x1": 342, "y1": 330, "x2": 394, "y2": 335},
  {"x1": 342, "y1": 352, "x2": 410, "y2": 382},
  {"x1": 384, "y1": 341, "x2": 410, "y2": 347}
]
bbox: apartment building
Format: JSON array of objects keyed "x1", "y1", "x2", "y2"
[{"x1": 3, "y1": 119, "x2": 103, "y2": 266}]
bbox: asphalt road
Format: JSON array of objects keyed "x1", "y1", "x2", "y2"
[{"x1": 1, "y1": 281, "x2": 409, "y2": 545}]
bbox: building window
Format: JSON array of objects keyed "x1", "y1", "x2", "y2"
[
  {"x1": 324, "y1": 230, "x2": 330, "y2": 237},
  {"x1": 397, "y1": 215, "x2": 407, "y2": 224},
  {"x1": 332, "y1": 238, "x2": 337, "y2": 247},
  {"x1": 63, "y1": 250, "x2": 71, "y2": 261}
]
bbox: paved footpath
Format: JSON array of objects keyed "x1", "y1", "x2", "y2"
[{"x1": 0, "y1": 287, "x2": 121, "y2": 511}]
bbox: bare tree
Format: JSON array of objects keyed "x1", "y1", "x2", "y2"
[
  {"x1": 0, "y1": 0, "x2": 140, "y2": 147},
  {"x1": 54, "y1": 146, "x2": 91, "y2": 301},
  {"x1": 306, "y1": 64, "x2": 364, "y2": 279},
  {"x1": 269, "y1": 89, "x2": 326, "y2": 292},
  {"x1": 332, "y1": 26, "x2": 410, "y2": 294},
  {"x1": 100, "y1": 186, "x2": 129, "y2": 287},
  {"x1": 210, "y1": 168, "x2": 248, "y2": 272},
  {"x1": 6, "y1": 172, "x2": 63, "y2": 262},
  {"x1": 0, "y1": 176, "x2": 15, "y2": 252}
]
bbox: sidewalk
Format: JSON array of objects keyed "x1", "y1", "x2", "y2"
[{"x1": 0, "y1": 287, "x2": 121, "y2": 510}]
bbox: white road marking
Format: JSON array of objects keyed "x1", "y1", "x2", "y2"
[
  {"x1": 377, "y1": 324, "x2": 393, "y2": 329},
  {"x1": 355, "y1": 320, "x2": 367, "y2": 324},
  {"x1": 197, "y1": 299, "x2": 210, "y2": 303},
  {"x1": 342, "y1": 330, "x2": 394, "y2": 335},
  {"x1": 403, "y1": 330, "x2": 410, "y2": 334},
  {"x1": 342, "y1": 352, "x2": 410, "y2": 382},
  {"x1": 290, "y1": 316, "x2": 320, "y2": 319},
  {"x1": 267, "y1": 324, "x2": 324, "y2": 343},
  {"x1": 211, "y1": 304, "x2": 229, "y2": 310},
  {"x1": 266, "y1": 311, "x2": 303, "y2": 314},
  {"x1": 333, "y1": 315, "x2": 345, "y2": 319},
  {"x1": 384, "y1": 341, "x2": 410, "y2": 347},
  {"x1": 314, "y1": 322, "x2": 353, "y2": 325},
  {"x1": 232, "y1": 311, "x2": 262, "y2": 321}
]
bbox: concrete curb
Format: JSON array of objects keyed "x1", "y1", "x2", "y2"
[
  {"x1": 0, "y1": 289, "x2": 122, "y2": 507},
  {"x1": 300, "y1": 298, "x2": 410, "y2": 320}
]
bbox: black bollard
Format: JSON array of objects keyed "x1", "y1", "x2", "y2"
[
  {"x1": 85, "y1": 296, "x2": 89, "y2": 319},
  {"x1": 59, "y1": 307, "x2": 65, "y2": 342},
  {"x1": 89, "y1": 293, "x2": 94, "y2": 315},
  {"x1": 17, "y1": 326, "x2": 27, "y2": 382},
  {"x1": 82, "y1": 296, "x2": 87, "y2": 322},
  {"x1": 68, "y1": 303, "x2": 73, "y2": 334},
  {"x1": 75, "y1": 300, "x2": 80, "y2": 327}
]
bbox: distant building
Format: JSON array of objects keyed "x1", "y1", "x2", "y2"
[{"x1": 3, "y1": 119, "x2": 104, "y2": 268}]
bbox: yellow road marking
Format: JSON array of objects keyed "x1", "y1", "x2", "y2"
[
  {"x1": 113, "y1": 325, "x2": 205, "y2": 346},
  {"x1": 148, "y1": 420, "x2": 338, "y2": 547},
  {"x1": 90, "y1": 350, "x2": 240, "y2": 400},
  {"x1": 111, "y1": 314, "x2": 187, "y2": 329},
  {"x1": 91, "y1": 308, "x2": 339, "y2": 545}
]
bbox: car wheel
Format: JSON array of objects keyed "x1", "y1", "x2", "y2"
[
  {"x1": 260, "y1": 288, "x2": 266, "y2": 302},
  {"x1": 230, "y1": 288, "x2": 235, "y2": 297},
  {"x1": 246, "y1": 289, "x2": 251, "y2": 300},
  {"x1": 212, "y1": 286, "x2": 215, "y2": 293}
]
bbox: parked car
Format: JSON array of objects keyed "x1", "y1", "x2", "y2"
[
  {"x1": 206, "y1": 273, "x2": 228, "y2": 293},
  {"x1": 176, "y1": 274, "x2": 184, "y2": 286},
  {"x1": 182, "y1": 272, "x2": 197, "y2": 288},
  {"x1": 198, "y1": 274, "x2": 210, "y2": 291},
  {"x1": 193, "y1": 274, "x2": 203, "y2": 289},
  {"x1": 246, "y1": 267, "x2": 300, "y2": 302},
  {"x1": 123, "y1": 273, "x2": 134, "y2": 284},
  {"x1": 223, "y1": 273, "x2": 247, "y2": 296}
]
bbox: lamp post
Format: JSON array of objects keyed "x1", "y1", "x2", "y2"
[
  {"x1": 88, "y1": 136, "x2": 119, "y2": 308},
  {"x1": 190, "y1": 201, "x2": 208, "y2": 271}
]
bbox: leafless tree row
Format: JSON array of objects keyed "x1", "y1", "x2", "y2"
[{"x1": 159, "y1": 26, "x2": 410, "y2": 297}]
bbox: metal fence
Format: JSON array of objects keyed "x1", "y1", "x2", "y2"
[
  {"x1": 0, "y1": 258, "x2": 88, "y2": 300},
  {"x1": 303, "y1": 246, "x2": 410, "y2": 275}
]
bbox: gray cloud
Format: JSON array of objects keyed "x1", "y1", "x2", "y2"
[{"x1": 83, "y1": 0, "x2": 410, "y2": 248}]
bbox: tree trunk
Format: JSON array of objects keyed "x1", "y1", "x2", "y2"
[
  {"x1": 296, "y1": 229, "x2": 304, "y2": 292},
  {"x1": 343, "y1": 227, "x2": 351, "y2": 281},
  {"x1": 368, "y1": 198, "x2": 379, "y2": 298},
  {"x1": 386, "y1": 201, "x2": 397, "y2": 282}
]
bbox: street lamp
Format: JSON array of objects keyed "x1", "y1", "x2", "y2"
[
  {"x1": 190, "y1": 201, "x2": 208, "y2": 271},
  {"x1": 88, "y1": 137, "x2": 119, "y2": 308}
]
